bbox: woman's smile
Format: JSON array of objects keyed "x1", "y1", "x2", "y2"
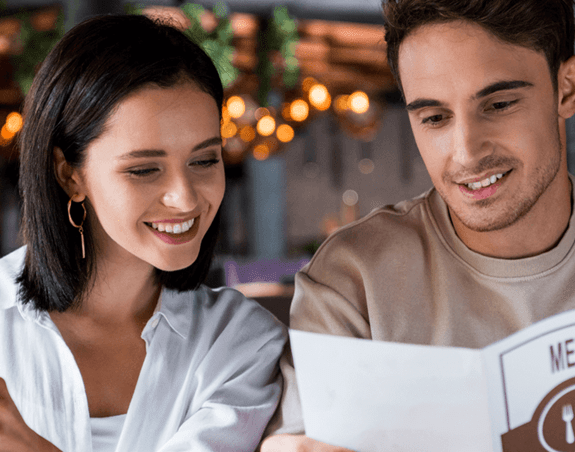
[{"x1": 145, "y1": 216, "x2": 200, "y2": 245}]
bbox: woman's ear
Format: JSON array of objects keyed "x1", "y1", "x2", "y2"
[
  {"x1": 558, "y1": 55, "x2": 575, "y2": 120},
  {"x1": 53, "y1": 147, "x2": 85, "y2": 201}
]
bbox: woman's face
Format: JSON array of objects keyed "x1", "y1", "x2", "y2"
[{"x1": 74, "y1": 82, "x2": 225, "y2": 272}]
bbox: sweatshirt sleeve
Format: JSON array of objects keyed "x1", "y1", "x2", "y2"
[{"x1": 263, "y1": 231, "x2": 372, "y2": 437}]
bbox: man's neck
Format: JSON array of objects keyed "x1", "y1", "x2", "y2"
[{"x1": 450, "y1": 171, "x2": 573, "y2": 259}]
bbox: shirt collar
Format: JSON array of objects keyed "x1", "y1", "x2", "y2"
[
  {"x1": 2, "y1": 246, "x2": 197, "y2": 338},
  {"x1": 156, "y1": 286, "x2": 196, "y2": 340}
]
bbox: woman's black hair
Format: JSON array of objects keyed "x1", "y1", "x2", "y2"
[{"x1": 17, "y1": 14, "x2": 224, "y2": 312}]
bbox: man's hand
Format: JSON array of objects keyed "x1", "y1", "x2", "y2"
[
  {"x1": 0, "y1": 378, "x2": 62, "y2": 452},
  {"x1": 261, "y1": 434, "x2": 355, "y2": 452}
]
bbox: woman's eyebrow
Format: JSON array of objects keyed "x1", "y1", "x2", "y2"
[
  {"x1": 117, "y1": 149, "x2": 166, "y2": 160},
  {"x1": 116, "y1": 136, "x2": 223, "y2": 161}
]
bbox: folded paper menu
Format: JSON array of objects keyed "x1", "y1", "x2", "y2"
[{"x1": 290, "y1": 310, "x2": 575, "y2": 452}]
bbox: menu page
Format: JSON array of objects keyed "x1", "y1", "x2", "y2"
[{"x1": 290, "y1": 310, "x2": 575, "y2": 452}]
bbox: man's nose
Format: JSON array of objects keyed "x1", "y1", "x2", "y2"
[{"x1": 451, "y1": 116, "x2": 492, "y2": 167}]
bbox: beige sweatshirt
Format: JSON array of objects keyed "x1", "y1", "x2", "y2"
[{"x1": 266, "y1": 184, "x2": 575, "y2": 436}]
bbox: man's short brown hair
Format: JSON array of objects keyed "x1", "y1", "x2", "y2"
[{"x1": 383, "y1": 0, "x2": 575, "y2": 94}]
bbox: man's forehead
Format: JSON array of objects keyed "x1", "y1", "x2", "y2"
[{"x1": 397, "y1": 20, "x2": 548, "y2": 105}]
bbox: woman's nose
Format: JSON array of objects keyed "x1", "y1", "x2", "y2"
[{"x1": 161, "y1": 174, "x2": 199, "y2": 211}]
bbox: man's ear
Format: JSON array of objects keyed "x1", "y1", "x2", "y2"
[
  {"x1": 53, "y1": 147, "x2": 85, "y2": 201},
  {"x1": 558, "y1": 55, "x2": 575, "y2": 120}
]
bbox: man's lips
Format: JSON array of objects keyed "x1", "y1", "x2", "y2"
[
  {"x1": 455, "y1": 170, "x2": 511, "y2": 186},
  {"x1": 457, "y1": 170, "x2": 512, "y2": 200}
]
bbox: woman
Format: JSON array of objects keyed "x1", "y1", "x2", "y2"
[{"x1": 0, "y1": 13, "x2": 286, "y2": 452}]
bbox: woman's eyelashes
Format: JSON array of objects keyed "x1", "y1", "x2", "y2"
[
  {"x1": 126, "y1": 158, "x2": 221, "y2": 178},
  {"x1": 190, "y1": 158, "x2": 220, "y2": 168},
  {"x1": 127, "y1": 168, "x2": 159, "y2": 177}
]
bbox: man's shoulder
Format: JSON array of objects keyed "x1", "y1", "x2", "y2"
[{"x1": 306, "y1": 188, "x2": 436, "y2": 273}]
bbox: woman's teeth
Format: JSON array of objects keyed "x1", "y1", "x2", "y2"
[
  {"x1": 466, "y1": 172, "x2": 507, "y2": 191},
  {"x1": 151, "y1": 219, "x2": 194, "y2": 234}
]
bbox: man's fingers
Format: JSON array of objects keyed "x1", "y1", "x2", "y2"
[
  {"x1": 261, "y1": 434, "x2": 355, "y2": 452},
  {"x1": 0, "y1": 378, "x2": 12, "y2": 403},
  {"x1": 302, "y1": 436, "x2": 354, "y2": 452}
]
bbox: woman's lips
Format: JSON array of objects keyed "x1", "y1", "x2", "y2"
[{"x1": 145, "y1": 217, "x2": 199, "y2": 245}]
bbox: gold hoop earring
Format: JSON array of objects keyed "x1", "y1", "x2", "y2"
[{"x1": 68, "y1": 198, "x2": 86, "y2": 259}]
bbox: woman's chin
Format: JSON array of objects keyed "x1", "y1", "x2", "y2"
[{"x1": 153, "y1": 260, "x2": 196, "y2": 273}]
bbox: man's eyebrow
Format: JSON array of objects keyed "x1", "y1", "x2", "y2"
[
  {"x1": 405, "y1": 80, "x2": 534, "y2": 113},
  {"x1": 474, "y1": 80, "x2": 534, "y2": 99},
  {"x1": 117, "y1": 136, "x2": 223, "y2": 161},
  {"x1": 405, "y1": 99, "x2": 444, "y2": 112}
]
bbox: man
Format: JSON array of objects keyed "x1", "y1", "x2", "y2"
[{"x1": 261, "y1": 0, "x2": 575, "y2": 450}]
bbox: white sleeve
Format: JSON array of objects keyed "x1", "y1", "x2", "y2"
[{"x1": 158, "y1": 308, "x2": 287, "y2": 452}]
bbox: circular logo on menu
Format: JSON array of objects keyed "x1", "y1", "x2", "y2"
[
  {"x1": 537, "y1": 383, "x2": 575, "y2": 452},
  {"x1": 501, "y1": 378, "x2": 575, "y2": 451}
]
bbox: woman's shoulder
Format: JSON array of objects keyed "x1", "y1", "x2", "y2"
[
  {"x1": 199, "y1": 285, "x2": 287, "y2": 331},
  {"x1": 0, "y1": 247, "x2": 26, "y2": 310},
  {"x1": 162, "y1": 285, "x2": 287, "y2": 342}
]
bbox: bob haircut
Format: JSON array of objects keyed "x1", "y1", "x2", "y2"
[
  {"x1": 383, "y1": 0, "x2": 575, "y2": 95},
  {"x1": 17, "y1": 14, "x2": 224, "y2": 312}
]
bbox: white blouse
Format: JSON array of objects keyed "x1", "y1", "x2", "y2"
[
  {"x1": 0, "y1": 247, "x2": 287, "y2": 452},
  {"x1": 91, "y1": 415, "x2": 126, "y2": 452}
]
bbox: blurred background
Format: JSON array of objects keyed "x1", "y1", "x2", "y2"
[{"x1": 0, "y1": 0, "x2": 574, "y2": 324}]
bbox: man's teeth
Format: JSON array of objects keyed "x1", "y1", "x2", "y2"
[
  {"x1": 151, "y1": 219, "x2": 194, "y2": 234},
  {"x1": 466, "y1": 173, "x2": 506, "y2": 190}
]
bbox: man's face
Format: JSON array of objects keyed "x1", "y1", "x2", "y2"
[{"x1": 399, "y1": 20, "x2": 563, "y2": 233}]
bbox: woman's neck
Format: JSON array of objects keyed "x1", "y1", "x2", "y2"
[{"x1": 51, "y1": 255, "x2": 161, "y2": 333}]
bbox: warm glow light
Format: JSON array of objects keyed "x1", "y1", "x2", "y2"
[
  {"x1": 257, "y1": 116, "x2": 276, "y2": 137},
  {"x1": 221, "y1": 121, "x2": 238, "y2": 138},
  {"x1": 277, "y1": 124, "x2": 295, "y2": 143},
  {"x1": 1, "y1": 124, "x2": 13, "y2": 140},
  {"x1": 359, "y1": 158, "x2": 375, "y2": 174},
  {"x1": 255, "y1": 107, "x2": 270, "y2": 121},
  {"x1": 335, "y1": 95, "x2": 349, "y2": 112},
  {"x1": 240, "y1": 125, "x2": 256, "y2": 142},
  {"x1": 309, "y1": 84, "x2": 328, "y2": 105},
  {"x1": 302, "y1": 77, "x2": 317, "y2": 92},
  {"x1": 343, "y1": 189, "x2": 359, "y2": 206},
  {"x1": 226, "y1": 96, "x2": 245, "y2": 119},
  {"x1": 349, "y1": 91, "x2": 370, "y2": 114},
  {"x1": 253, "y1": 144, "x2": 270, "y2": 160},
  {"x1": 281, "y1": 103, "x2": 291, "y2": 121},
  {"x1": 290, "y1": 99, "x2": 309, "y2": 122},
  {"x1": 308, "y1": 84, "x2": 331, "y2": 111},
  {"x1": 5, "y1": 112, "x2": 22, "y2": 134},
  {"x1": 0, "y1": 36, "x2": 10, "y2": 54},
  {"x1": 222, "y1": 106, "x2": 231, "y2": 122}
]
